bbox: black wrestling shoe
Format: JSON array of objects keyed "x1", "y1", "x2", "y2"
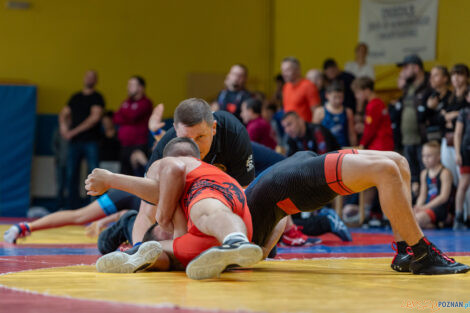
[
  {"x1": 97, "y1": 211, "x2": 137, "y2": 254},
  {"x1": 409, "y1": 238, "x2": 470, "y2": 275},
  {"x1": 390, "y1": 241, "x2": 411, "y2": 272},
  {"x1": 185, "y1": 240, "x2": 263, "y2": 280}
]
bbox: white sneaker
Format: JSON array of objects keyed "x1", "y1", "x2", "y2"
[
  {"x1": 3, "y1": 223, "x2": 30, "y2": 243},
  {"x1": 96, "y1": 241, "x2": 162, "y2": 273},
  {"x1": 186, "y1": 241, "x2": 263, "y2": 280}
]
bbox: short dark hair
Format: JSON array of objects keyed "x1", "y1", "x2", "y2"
[
  {"x1": 162, "y1": 137, "x2": 200, "y2": 158},
  {"x1": 131, "y1": 75, "x2": 146, "y2": 87},
  {"x1": 282, "y1": 56, "x2": 300, "y2": 68},
  {"x1": 451, "y1": 64, "x2": 470, "y2": 77},
  {"x1": 326, "y1": 80, "x2": 344, "y2": 93},
  {"x1": 432, "y1": 65, "x2": 450, "y2": 84},
  {"x1": 282, "y1": 111, "x2": 301, "y2": 121},
  {"x1": 355, "y1": 42, "x2": 368, "y2": 54},
  {"x1": 142, "y1": 223, "x2": 160, "y2": 242},
  {"x1": 351, "y1": 77, "x2": 374, "y2": 91},
  {"x1": 323, "y1": 58, "x2": 338, "y2": 70},
  {"x1": 174, "y1": 98, "x2": 214, "y2": 126},
  {"x1": 244, "y1": 98, "x2": 262, "y2": 115}
]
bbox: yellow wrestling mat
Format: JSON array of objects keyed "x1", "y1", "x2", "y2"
[
  {"x1": 1, "y1": 257, "x2": 470, "y2": 313},
  {"x1": 0, "y1": 224, "x2": 97, "y2": 244}
]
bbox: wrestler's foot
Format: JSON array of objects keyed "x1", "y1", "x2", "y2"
[
  {"x1": 96, "y1": 241, "x2": 162, "y2": 273},
  {"x1": 391, "y1": 241, "x2": 411, "y2": 272},
  {"x1": 281, "y1": 225, "x2": 308, "y2": 246},
  {"x1": 409, "y1": 237, "x2": 470, "y2": 275},
  {"x1": 186, "y1": 240, "x2": 263, "y2": 280},
  {"x1": 319, "y1": 208, "x2": 352, "y2": 242},
  {"x1": 3, "y1": 223, "x2": 30, "y2": 244}
]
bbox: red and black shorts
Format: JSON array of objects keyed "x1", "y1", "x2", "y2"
[
  {"x1": 173, "y1": 186, "x2": 253, "y2": 267},
  {"x1": 324, "y1": 149, "x2": 358, "y2": 196}
]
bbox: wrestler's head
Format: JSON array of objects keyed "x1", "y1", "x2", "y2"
[
  {"x1": 143, "y1": 223, "x2": 172, "y2": 242},
  {"x1": 173, "y1": 98, "x2": 216, "y2": 160},
  {"x1": 163, "y1": 137, "x2": 200, "y2": 158}
]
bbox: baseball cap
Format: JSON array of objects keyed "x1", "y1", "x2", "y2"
[{"x1": 397, "y1": 54, "x2": 423, "y2": 68}]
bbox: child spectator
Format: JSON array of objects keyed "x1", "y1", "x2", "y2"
[
  {"x1": 240, "y1": 98, "x2": 277, "y2": 149},
  {"x1": 351, "y1": 77, "x2": 394, "y2": 151},
  {"x1": 414, "y1": 141, "x2": 454, "y2": 229},
  {"x1": 313, "y1": 81, "x2": 356, "y2": 147},
  {"x1": 454, "y1": 102, "x2": 470, "y2": 229}
]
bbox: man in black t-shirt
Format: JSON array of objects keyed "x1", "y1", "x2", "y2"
[
  {"x1": 213, "y1": 64, "x2": 252, "y2": 121},
  {"x1": 59, "y1": 70, "x2": 105, "y2": 209},
  {"x1": 281, "y1": 111, "x2": 340, "y2": 156}
]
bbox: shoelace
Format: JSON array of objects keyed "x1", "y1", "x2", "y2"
[
  {"x1": 391, "y1": 241, "x2": 410, "y2": 255},
  {"x1": 428, "y1": 243, "x2": 455, "y2": 263},
  {"x1": 422, "y1": 237, "x2": 455, "y2": 263}
]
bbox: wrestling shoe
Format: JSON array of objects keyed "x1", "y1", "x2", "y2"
[
  {"x1": 390, "y1": 241, "x2": 411, "y2": 272},
  {"x1": 318, "y1": 208, "x2": 352, "y2": 242},
  {"x1": 97, "y1": 210, "x2": 137, "y2": 254},
  {"x1": 453, "y1": 215, "x2": 468, "y2": 230},
  {"x1": 3, "y1": 223, "x2": 31, "y2": 244},
  {"x1": 409, "y1": 237, "x2": 470, "y2": 275},
  {"x1": 186, "y1": 240, "x2": 263, "y2": 280},
  {"x1": 96, "y1": 241, "x2": 162, "y2": 273},
  {"x1": 281, "y1": 225, "x2": 308, "y2": 246},
  {"x1": 97, "y1": 222, "x2": 127, "y2": 255}
]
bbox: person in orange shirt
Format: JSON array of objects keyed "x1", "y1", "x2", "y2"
[{"x1": 281, "y1": 57, "x2": 321, "y2": 122}]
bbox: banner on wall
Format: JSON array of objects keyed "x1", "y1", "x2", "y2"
[{"x1": 359, "y1": 0, "x2": 438, "y2": 65}]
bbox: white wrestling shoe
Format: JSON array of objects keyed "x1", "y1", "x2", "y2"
[
  {"x1": 186, "y1": 241, "x2": 263, "y2": 280},
  {"x1": 96, "y1": 241, "x2": 162, "y2": 273},
  {"x1": 3, "y1": 223, "x2": 31, "y2": 243}
]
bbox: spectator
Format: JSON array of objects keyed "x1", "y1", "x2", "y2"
[
  {"x1": 313, "y1": 82, "x2": 357, "y2": 147},
  {"x1": 441, "y1": 64, "x2": 470, "y2": 189},
  {"x1": 425, "y1": 66, "x2": 451, "y2": 142},
  {"x1": 281, "y1": 57, "x2": 321, "y2": 122},
  {"x1": 59, "y1": 70, "x2": 105, "y2": 209},
  {"x1": 323, "y1": 58, "x2": 356, "y2": 112},
  {"x1": 306, "y1": 69, "x2": 326, "y2": 104},
  {"x1": 281, "y1": 111, "x2": 340, "y2": 156},
  {"x1": 389, "y1": 68, "x2": 408, "y2": 152},
  {"x1": 454, "y1": 99, "x2": 470, "y2": 229},
  {"x1": 414, "y1": 141, "x2": 454, "y2": 229},
  {"x1": 113, "y1": 76, "x2": 153, "y2": 175},
  {"x1": 345, "y1": 42, "x2": 375, "y2": 80},
  {"x1": 395, "y1": 54, "x2": 431, "y2": 189},
  {"x1": 99, "y1": 111, "x2": 120, "y2": 162},
  {"x1": 52, "y1": 128, "x2": 68, "y2": 210},
  {"x1": 240, "y1": 98, "x2": 277, "y2": 150},
  {"x1": 351, "y1": 76, "x2": 394, "y2": 151},
  {"x1": 214, "y1": 64, "x2": 251, "y2": 121}
]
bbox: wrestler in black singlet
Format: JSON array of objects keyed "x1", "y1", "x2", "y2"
[{"x1": 245, "y1": 151, "x2": 339, "y2": 246}]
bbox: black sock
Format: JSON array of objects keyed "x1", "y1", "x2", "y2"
[{"x1": 396, "y1": 241, "x2": 407, "y2": 254}]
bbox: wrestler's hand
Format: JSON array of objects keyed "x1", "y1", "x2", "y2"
[
  {"x1": 148, "y1": 103, "x2": 165, "y2": 133},
  {"x1": 85, "y1": 168, "x2": 113, "y2": 196}
]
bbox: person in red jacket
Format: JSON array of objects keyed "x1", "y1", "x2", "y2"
[
  {"x1": 113, "y1": 76, "x2": 153, "y2": 175},
  {"x1": 352, "y1": 77, "x2": 394, "y2": 151}
]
